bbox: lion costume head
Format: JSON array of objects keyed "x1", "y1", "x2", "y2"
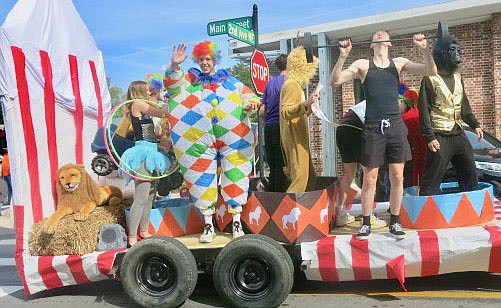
[
  {"x1": 56, "y1": 164, "x2": 104, "y2": 203},
  {"x1": 285, "y1": 46, "x2": 319, "y2": 88},
  {"x1": 42, "y1": 164, "x2": 123, "y2": 234}
]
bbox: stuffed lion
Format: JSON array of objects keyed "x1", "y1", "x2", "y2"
[{"x1": 41, "y1": 164, "x2": 123, "y2": 234}]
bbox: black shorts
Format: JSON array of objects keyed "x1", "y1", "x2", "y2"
[
  {"x1": 336, "y1": 110, "x2": 363, "y2": 163},
  {"x1": 361, "y1": 115, "x2": 411, "y2": 167}
]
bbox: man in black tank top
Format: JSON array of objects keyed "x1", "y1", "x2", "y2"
[{"x1": 330, "y1": 30, "x2": 437, "y2": 240}]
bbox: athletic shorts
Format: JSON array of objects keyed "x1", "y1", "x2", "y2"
[
  {"x1": 361, "y1": 114, "x2": 411, "y2": 167},
  {"x1": 336, "y1": 110, "x2": 363, "y2": 163}
]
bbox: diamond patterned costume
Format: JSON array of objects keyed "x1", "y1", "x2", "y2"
[{"x1": 164, "y1": 67, "x2": 259, "y2": 215}]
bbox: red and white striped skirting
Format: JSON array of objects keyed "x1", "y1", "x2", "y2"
[{"x1": 301, "y1": 200, "x2": 501, "y2": 287}]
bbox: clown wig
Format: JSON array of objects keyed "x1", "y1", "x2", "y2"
[
  {"x1": 191, "y1": 40, "x2": 222, "y2": 64},
  {"x1": 145, "y1": 73, "x2": 164, "y2": 92}
]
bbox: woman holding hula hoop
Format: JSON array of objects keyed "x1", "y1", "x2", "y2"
[{"x1": 119, "y1": 79, "x2": 169, "y2": 247}]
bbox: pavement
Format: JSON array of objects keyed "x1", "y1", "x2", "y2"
[{"x1": 0, "y1": 205, "x2": 13, "y2": 229}]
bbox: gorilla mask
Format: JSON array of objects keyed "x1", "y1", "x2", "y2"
[{"x1": 433, "y1": 34, "x2": 462, "y2": 73}]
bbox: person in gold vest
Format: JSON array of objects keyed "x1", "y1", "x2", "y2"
[{"x1": 418, "y1": 34, "x2": 483, "y2": 196}]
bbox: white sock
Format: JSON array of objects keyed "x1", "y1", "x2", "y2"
[
  {"x1": 232, "y1": 213, "x2": 241, "y2": 223},
  {"x1": 336, "y1": 204, "x2": 346, "y2": 217},
  {"x1": 204, "y1": 215, "x2": 213, "y2": 225}
]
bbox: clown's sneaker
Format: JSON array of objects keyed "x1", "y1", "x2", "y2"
[
  {"x1": 199, "y1": 224, "x2": 216, "y2": 243},
  {"x1": 335, "y1": 212, "x2": 356, "y2": 227},
  {"x1": 232, "y1": 221, "x2": 245, "y2": 239},
  {"x1": 370, "y1": 214, "x2": 387, "y2": 229}
]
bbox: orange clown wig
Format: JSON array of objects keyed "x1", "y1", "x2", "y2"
[{"x1": 191, "y1": 40, "x2": 222, "y2": 64}]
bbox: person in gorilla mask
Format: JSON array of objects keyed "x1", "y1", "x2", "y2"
[{"x1": 418, "y1": 34, "x2": 483, "y2": 196}]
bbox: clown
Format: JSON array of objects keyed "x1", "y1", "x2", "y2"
[
  {"x1": 164, "y1": 41, "x2": 260, "y2": 243},
  {"x1": 279, "y1": 46, "x2": 319, "y2": 193},
  {"x1": 418, "y1": 35, "x2": 483, "y2": 196}
]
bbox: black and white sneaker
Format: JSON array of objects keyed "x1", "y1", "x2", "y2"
[
  {"x1": 232, "y1": 221, "x2": 245, "y2": 239},
  {"x1": 389, "y1": 222, "x2": 406, "y2": 239},
  {"x1": 356, "y1": 224, "x2": 371, "y2": 240},
  {"x1": 199, "y1": 224, "x2": 216, "y2": 243}
]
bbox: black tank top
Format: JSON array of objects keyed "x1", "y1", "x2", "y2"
[
  {"x1": 363, "y1": 59, "x2": 399, "y2": 120},
  {"x1": 131, "y1": 114, "x2": 158, "y2": 143}
]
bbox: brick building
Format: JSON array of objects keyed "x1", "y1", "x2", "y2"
[{"x1": 229, "y1": 0, "x2": 501, "y2": 177}]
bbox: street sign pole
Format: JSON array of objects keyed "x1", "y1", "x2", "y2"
[{"x1": 253, "y1": 4, "x2": 267, "y2": 188}]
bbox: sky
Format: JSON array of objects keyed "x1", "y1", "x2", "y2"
[{"x1": 0, "y1": 0, "x2": 454, "y2": 91}]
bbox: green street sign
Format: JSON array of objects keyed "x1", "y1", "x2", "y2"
[
  {"x1": 227, "y1": 21, "x2": 255, "y2": 46},
  {"x1": 207, "y1": 16, "x2": 252, "y2": 36}
]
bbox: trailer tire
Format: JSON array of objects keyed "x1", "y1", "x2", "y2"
[
  {"x1": 120, "y1": 236, "x2": 197, "y2": 308},
  {"x1": 213, "y1": 234, "x2": 293, "y2": 308},
  {"x1": 91, "y1": 154, "x2": 114, "y2": 176}
]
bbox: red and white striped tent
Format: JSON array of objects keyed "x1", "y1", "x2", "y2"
[{"x1": 0, "y1": 0, "x2": 122, "y2": 294}]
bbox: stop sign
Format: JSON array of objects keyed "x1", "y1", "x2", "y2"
[{"x1": 250, "y1": 49, "x2": 269, "y2": 95}]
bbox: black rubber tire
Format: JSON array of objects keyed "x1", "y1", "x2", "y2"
[
  {"x1": 120, "y1": 236, "x2": 198, "y2": 308},
  {"x1": 212, "y1": 234, "x2": 294, "y2": 308},
  {"x1": 91, "y1": 154, "x2": 114, "y2": 176}
]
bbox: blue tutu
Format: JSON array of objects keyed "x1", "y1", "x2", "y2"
[{"x1": 120, "y1": 140, "x2": 171, "y2": 182}]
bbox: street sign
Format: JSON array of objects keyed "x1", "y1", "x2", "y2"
[
  {"x1": 207, "y1": 16, "x2": 252, "y2": 36},
  {"x1": 250, "y1": 49, "x2": 269, "y2": 95},
  {"x1": 227, "y1": 21, "x2": 255, "y2": 46}
]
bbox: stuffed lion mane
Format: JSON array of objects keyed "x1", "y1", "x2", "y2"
[{"x1": 41, "y1": 163, "x2": 123, "y2": 234}]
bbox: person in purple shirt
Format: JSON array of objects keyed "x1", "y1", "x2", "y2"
[{"x1": 259, "y1": 54, "x2": 290, "y2": 192}]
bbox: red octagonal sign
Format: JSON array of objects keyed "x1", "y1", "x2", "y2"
[{"x1": 250, "y1": 49, "x2": 269, "y2": 95}]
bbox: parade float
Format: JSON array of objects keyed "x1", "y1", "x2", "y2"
[{"x1": 0, "y1": 1, "x2": 500, "y2": 308}]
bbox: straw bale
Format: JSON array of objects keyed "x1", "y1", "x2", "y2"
[{"x1": 29, "y1": 205, "x2": 125, "y2": 256}]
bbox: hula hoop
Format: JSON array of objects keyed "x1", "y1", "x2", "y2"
[{"x1": 103, "y1": 99, "x2": 178, "y2": 181}]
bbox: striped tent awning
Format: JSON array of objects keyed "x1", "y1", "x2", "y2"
[{"x1": 0, "y1": 0, "x2": 113, "y2": 295}]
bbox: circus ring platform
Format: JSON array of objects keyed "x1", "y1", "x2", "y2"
[
  {"x1": 27, "y1": 177, "x2": 501, "y2": 300},
  {"x1": 400, "y1": 182, "x2": 495, "y2": 229},
  {"x1": 133, "y1": 177, "x2": 501, "y2": 288},
  {"x1": 136, "y1": 176, "x2": 340, "y2": 244}
]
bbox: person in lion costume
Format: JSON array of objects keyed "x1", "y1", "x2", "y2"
[
  {"x1": 279, "y1": 45, "x2": 319, "y2": 193},
  {"x1": 41, "y1": 163, "x2": 123, "y2": 234}
]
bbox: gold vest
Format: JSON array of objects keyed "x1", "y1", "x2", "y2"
[{"x1": 429, "y1": 73, "x2": 463, "y2": 132}]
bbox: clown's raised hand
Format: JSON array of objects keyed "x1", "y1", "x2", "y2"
[{"x1": 170, "y1": 44, "x2": 188, "y2": 67}]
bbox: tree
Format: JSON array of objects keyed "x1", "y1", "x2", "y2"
[
  {"x1": 107, "y1": 77, "x2": 125, "y2": 106},
  {"x1": 227, "y1": 62, "x2": 253, "y2": 91},
  {"x1": 227, "y1": 62, "x2": 259, "y2": 122}
]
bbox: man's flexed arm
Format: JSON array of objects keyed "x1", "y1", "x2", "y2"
[
  {"x1": 330, "y1": 39, "x2": 362, "y2": 86},
  {"x1": 400, "y1": 34, "x2": 437, "y2": 76}
]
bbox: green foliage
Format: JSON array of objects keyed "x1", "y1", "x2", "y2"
[
  {"x1": 227, "y1": 63, "x2": 259, "y2": 123},
  {"x1": 227, "y1": 62, "x2": 253, "y2": 91},
  {"x1": 107, "y1": 77, "x2": 125, "y2": 106},
  {"x1": 109, "y1": 86, "x2": 125, "y2": 106}
]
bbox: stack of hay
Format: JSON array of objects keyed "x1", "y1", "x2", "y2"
[{"x1": 29, "y1": 206, "x2": 126, "y2": 256}]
